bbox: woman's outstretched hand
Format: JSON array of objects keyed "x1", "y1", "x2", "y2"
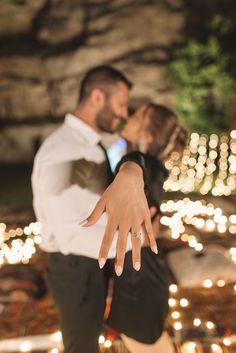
[{"x1": 81, "y1": 162, "x2": 157, "y2": 276}]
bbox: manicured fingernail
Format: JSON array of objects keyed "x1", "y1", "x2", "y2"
[
  {"x1": 99, "y1": 258, "x2": 106, "y2": 269},
  {"x1": 134, "y1": 262, "x2": 140, "y2": 271},
  {"x1": 115, "y1": 266, "x2": 123, "y2": 276},
  {"x1": 152, "y1": 245, "x2": 158, "y2": 254},
  {"x1": 79, "y1": 219, "x2": 88, "y2": 226}
]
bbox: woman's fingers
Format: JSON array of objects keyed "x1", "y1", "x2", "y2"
[
  {"x1": 81, "y1": 161, "x2": 155, "y2": 274},
  {"x1": 130, "y1": 227, "x2": 142, "y2": 271},
  {"x1": 150, "y1": 206, "x2": 157, "y2": 218},
  {"x1": 98, "y1": 219, "x2": 118, "y2": 269},
  {"x1": 143, "y1": 216, "x2": 158, "y2": 254},
  {"x1": 115, "y1": 227, "x2": 129, "y2": 276},
  {"x1": 81, "y1": 197, "x2": 106, "y2": 227}
]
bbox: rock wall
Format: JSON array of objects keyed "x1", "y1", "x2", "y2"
[{"x1": 0, "y1": 0, "x2": 185, "y2": 162}]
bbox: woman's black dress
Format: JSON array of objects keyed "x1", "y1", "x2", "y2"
[{"x1": 106, "y1": 151, "x2": 170, "y2": 344}]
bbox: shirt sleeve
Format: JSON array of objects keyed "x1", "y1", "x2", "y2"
[
  {"x1": 46, "y1": 184, "x2": 119, "y2": 258},
  {"x1": 33, "y1": 155, "x2": 119, "y2": 258}
]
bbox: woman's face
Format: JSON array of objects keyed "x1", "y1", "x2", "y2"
[{"x1": 120, "y1": 104, "x2": 153, "y2": 145}]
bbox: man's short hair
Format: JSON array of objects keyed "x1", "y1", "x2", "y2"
[{"x1": 79, "y1": 65, "x2": 132, "y2": 102}]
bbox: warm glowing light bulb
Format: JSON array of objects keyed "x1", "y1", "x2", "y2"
[
  {"x1": 223, "y1": 338, "x2": 231, "y2": 346},
  {"x1": 98, "y1": 335, "x2": 105, "y2": 344},
  {"x1": 217, "y1": 224, "x2": 227, "y2": 233},
  {"x1": 230, "y1": 215, "x2": 236, "y2": 224},
  {"x1": 51, "y1": 331, "x2": 62, "y2": 342},
  {"x1": 171, "y1": 311, "x2": 180, "y2": 319},
  {"x1": 217, "y1": 280, "x2": 225, "y2": 287},
  {"x1": 188, "y1": 342, "x2": 196, "y2": 351},
  {"x1": 181, "y1": 234, "x2": 189, "y2": 242},
  {"x1": 24, "y1": 226, "x2": 31, "y2": 235},
  {"x1": 180, "y1": 298, "x2": 189, "y2": 307},
  {"x1": 169, "y1": 284, "x2": 178, "y2": 293},
  {"x1": 195, "y1": 243, "x2": 203, "y2": 251},
  {"x1": 230, "y1": 130, "x2": 236, "y2": 139},
  {"x1": 104, "y1": 340, "x2": 112, "y2": 348},
  {"x1": 206, "y1": 321, "x2": 215, "y2": 330},
  {"x1": 203, "y1": 279, "x2": 213, "y2": 288},
  {"x1": 211, "y1": 343, "x2": 222, "y2": 352},
  {"x1": 205, "y1": 220, "x2": 215, "y2": 231},
  {"x1": 34, "y1": 235, "x2": 42, "y2": 244},
  {"x1": 20, "y1": 341, "x2": 32, "y2": 352},
  {"x1": 168, "y1": 298, "x2": 177, "y2": 307},
  {"x1": 174, "y1": 322, "x2": 182, "y2": 330},
  {"x1": 50, "y1": 349, "x2": 59, "y2": 353},
  {"x1": 193, "y1": 318, "x2": 201, "y2": 327}
]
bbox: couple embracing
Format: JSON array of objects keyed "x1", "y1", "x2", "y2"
[{"x1": 32, "y1": 65, "x2": 186, "y2": 353}]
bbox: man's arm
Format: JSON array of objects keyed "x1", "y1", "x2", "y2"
[{"x1": 82, "y1": 160, "x2": 157, "y2": 276}]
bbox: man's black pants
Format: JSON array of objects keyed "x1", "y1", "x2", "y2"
[{"x1": 46, "y1": 249, "x2": 169, "y2": 353}]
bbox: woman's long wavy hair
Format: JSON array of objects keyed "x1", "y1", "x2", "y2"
[{"x1": 144, "y1": 103, "x2": 188, "y2": 161}]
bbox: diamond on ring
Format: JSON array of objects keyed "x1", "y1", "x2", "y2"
[{"x1": 131, "y1": 231, "x2": 142, "y2": 239}]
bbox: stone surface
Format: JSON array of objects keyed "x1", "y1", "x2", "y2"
[
  {"x1": 167, "y1": 244, "x2": 236, "y2": 287},
  {"x1": 0, "y1": 0, "x2": 46, "y2": 35},
  {"x1": 0, "y1": 0, "x2": 185, "y2": 161},
  {"x1": 37, "y1": 0, "x2": 85, "y2": 44},
  {"x1": 0, "y1": 123, "x2": 59, "y2": 163}
]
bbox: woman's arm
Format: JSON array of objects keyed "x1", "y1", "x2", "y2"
[{"x1": 82, "y1": 155, "x2": 157, "y2": 275}]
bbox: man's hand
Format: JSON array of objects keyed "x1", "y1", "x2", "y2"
[{"x1": 81, "y1": 162, "x2": 157, "y2": 276}]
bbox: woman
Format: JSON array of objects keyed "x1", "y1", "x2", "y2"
[
  {"x1": 102, "y1": 103, "x2": 187, "y2": 353},
  {"x1": 116, "y1": 103, "x2": 186, "y2": 240}
]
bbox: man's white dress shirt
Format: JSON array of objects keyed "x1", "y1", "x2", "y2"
[{"x1": 32, "y1": 113, "x2": 132, "y2": 259}]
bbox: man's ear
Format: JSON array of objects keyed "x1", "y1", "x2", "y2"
[{"x1": 90, "y1": 88, "x2": 105, "y2": 108}]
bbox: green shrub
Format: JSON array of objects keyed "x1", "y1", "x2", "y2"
[{"x1": 167, "y1": 17, "x2": 236, "y2": 133}]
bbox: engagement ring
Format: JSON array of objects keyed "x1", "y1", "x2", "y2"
[{"x1": 131, "y1": 231, "x2": 142, "y2": 239}]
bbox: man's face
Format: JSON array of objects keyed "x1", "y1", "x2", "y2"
[
  {"x1": 95, "y1": 82, "x2": 129, "y2": 133},
  {"x1": 120, "y1": 104, "x2": 152, "y2": 144}
]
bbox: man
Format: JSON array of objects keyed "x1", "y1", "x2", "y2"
[{"x1": 32, "y1": 66, "x2": 156, "y2": 353}]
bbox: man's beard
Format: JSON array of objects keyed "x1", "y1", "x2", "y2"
[{"x1": 96, "y1": 103, "x2": 120, "y2": 133}]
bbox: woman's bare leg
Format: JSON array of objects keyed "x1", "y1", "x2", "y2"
[{"x1": 121, "y1": 331, "x2": 174, "y2": 353}]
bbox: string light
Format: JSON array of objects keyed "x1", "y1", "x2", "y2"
[
  {"x1": 50, "y1": 349, "x2": 59, "y2": 353},
  {"x1": 51, "y1": 331, "x2": 62, "y2": 342},
  {"x1": 217, "y1": 280, "x2": 225, "y2": 287},
  {"x1": 180, "y1": 298, "x2": 189, "y2": 307},
  {"x1": 181, "y1": 341, "x2": 198, "y2": 353},
  {"x1": 223, "y1": 338, "x2": 231, "y2": 346},
  {"x1": 211, "y1": 343, "x2": 223, "y2": 353},
  {"x1": 20, "y1": 341, "x2": 32, "y2": 352},
  {"x1": 229, "y1": 248, "x2": 236, "y2": 263},
  {"x1": 189, "y1": 342, "x2": 196, "y2": 351},
  {"x1": 164, "y1": 131, "x2": 236, "y2": 195},
  {"x1": 193, "y1": 318, "x2": 201, "y2": 327},
  {"x1": 168, "y1": 298, "x2": 177, "y2": 307},
  {"x1": 171, "y1": 311, "x2": 181, "y2": 319},
  {"x1": 174, "y1": 322, "x2": 182, "y2": 330},
  {"x1": 203, "y1": 279, "x2": 213, "y2": 288},
  {"x1": 195, "y1": 243, "x2": 203, "y2": 251},
  {"x1": 206, "y1": 321, "x2": 215, "y2": 330},
  {"x1": 160, "y1": 198, "x2": 236, "y2": 258},
  {"x1": 98, "y1": 335, "x2": 106, "y2": 344},
  {"x1": 0, "y1": 131, "x2": 235, "y2": 351},
  {"x1": 169, "y1": 284, "x2": 178, "y2": 293},
  {"x1": 104, "y1": 340, "x2": 112, "y2": 348},
  {"x1": 1, "y1": 197, "x2": 235, "y2": 275},
  {"x1": 0, "y1": 222, "x2": 42, "y2": 266}
]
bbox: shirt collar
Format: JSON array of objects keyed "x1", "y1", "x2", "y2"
[{"x1": 65, "y1": 113, "x2": 101, "y2": 146}]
